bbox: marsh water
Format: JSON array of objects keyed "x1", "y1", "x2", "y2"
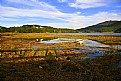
[
  {"x1": 35, "y1": 38, "x2": 121, "y2": 59},
  {"x1": 54, "y1": 33, "x2": 121, "y2": 36},
  {"x1": 3, "y1": 33, "x2": 120, "y2": 59}
]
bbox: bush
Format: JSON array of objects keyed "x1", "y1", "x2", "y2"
[{"x1": 83, "y1": 56, "x2": 91, "y2": 64}]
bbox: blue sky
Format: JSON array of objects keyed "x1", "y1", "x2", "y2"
[{"x1": 0, "y1": 0, "x2": 121, "y2": 29}]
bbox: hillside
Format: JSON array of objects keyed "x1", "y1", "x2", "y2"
[
  {"x1": 1, "y1": 21, "x2": 121, "y2": 33},
  {"x1": 77, "y1": 21, "x2": 121, "y2": 33},
  {"x1": 0, "y1": 25, "x2": 78, "y2": 33}
]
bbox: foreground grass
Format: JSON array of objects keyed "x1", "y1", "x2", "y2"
[{"x1": 0, "y1": 55, "x2": 121, "y2": 81}]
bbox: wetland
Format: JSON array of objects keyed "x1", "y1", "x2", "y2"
[{"x1": 0, "y1": 33, "x2": 121, "y2": 81}]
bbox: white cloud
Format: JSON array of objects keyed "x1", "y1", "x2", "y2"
[
  {"x1": 43, "y1": 12, "x2": 121, "y2": 29},
  {"x1": 91, "y1": 12, "x2": 121, "y2": 22},
  {"x1": 75, "y1": 0, "x2": 103, "y2": 3},
  {"x1": 1, "y1": 5, "x2": 121, "y2": 29},
  {"x1": 69, "y1": 0, "x2": 107, "y2": 9},
  {"x1": 0, "y1": 17, "x2": 18, "y2": 21},
  {"x1": 0, "y1": 4, "x2": 79, "y2": 22},
  {"x1": 1, "y1": 0, "x2": 76, "y2": 21},
  {"x1": 70, "y1": 3, "x2": 105, "y2": 9},
  {"x1": 58, "y1": 0, "x2": 68, "y2": 2},
  {"x1": 6, "y1": 0, "x2": 58, "y2": 12},
  {"x1": 0, "y1": 6, "x2": 63, "y2": 20},
  {"x1": 76, "y1": 12, "x2": 81, "y2": 14},
  {"x1": 60, "y1": 12, "x2": 121, "y2": 29},
  {"x1": 1, "y1": 0, "x2": 121, "y2": 29}
]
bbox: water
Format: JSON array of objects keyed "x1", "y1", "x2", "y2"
[
  {"x1": 55, "y1": 33, "x2": 121, "y2": 36},
  {"x1": 89, "y1": 53, "x2": 104, "y2": 59},
  {"x1": 37, "y1": 38, "x2": 76, "y2": 44},
  {"x1": 55, "y1": 48, "x2": 64, "y2": 50},
  {"x1": 110, "y1": 45, "x2": 121, "y2": 50},
  {"x1": 117, "y1": 61, "x2": 121, "y2": 68},
  {"x1": 35, "y1": 38, "x2": 120, "y2": 59},
  {"x1": 72, "y1": 49, "x2": 92, "y2": 53},
  {"x1": 38, "y1": 38, "x2": 121, "y2": 49},
  {"x1": 37, "y1": 38, "x2": 110, "y2": 48},
  {"x1": 32, "y1": 46, "x2": 38, "y2": 50},
  {"x1": 72, "y1": 49, "x2": 105, "y2": 59},
  {"x1": 37, "y1": 38, "x2": 110, "y2": 59},
  {"x1": 83, "y1": 39, "x2": 110, "y2": 48}
]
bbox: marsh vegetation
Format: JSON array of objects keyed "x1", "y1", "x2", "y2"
[{"x1": 0, "y1": 33, "x2": 121, "y2": 81}]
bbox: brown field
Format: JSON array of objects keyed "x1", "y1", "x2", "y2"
[
  {"x1": 1, "y1": 33, "x2": 121, "y2": 44},
  {"x1": 0, "y1": 33, "x2": 121, "y2": 81}
]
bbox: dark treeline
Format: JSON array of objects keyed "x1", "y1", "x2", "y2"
[
  {"x1": 1, "y1": 21, "x2": 121, "y2": 33},
  {"x1": 0, "y1": 25, "x2": 78, "y2": 33}
]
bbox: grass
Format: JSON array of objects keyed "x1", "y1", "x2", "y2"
[
  {"x1": 1, "y1": 33, "x2": 121, "y2": 81},
  {"x1": 1, "y1": 33, "x2": 121, "y2": 45},
  {"x1": 0, "y1": 55, "x2": 121, "y2": 81}
]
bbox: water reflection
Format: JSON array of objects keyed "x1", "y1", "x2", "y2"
[
  {"x1": 37, "y1": 38, "x2": 110, "y2": 48},
  {"x1": 89, "y1": 53, "x2": 104, "y2": 59},
  {"x1": 72, "y1": 49, "x2": 105, "y2": 59},
  {"x1": 36, "y1": 38, "x2": 121, "y2": 49},
  {"x1": 83, "y1": 39, "x2": 110, "y2": 48},
  {"x1": 32, "y1": 46, "x2": 38, "y2": 50},
  {"x1": 35, "y1": 38, "x2": 120, "y2": 59},
  {"x1": 56, "y1": 33, "x2": 121, "y2": 36},
  {"x1": 37, "y1": 38, "x2": 76, "y2": 44},
  {"x1": 111, "y1": 45, "x2": 121, "y2": 50},
  {"x1": 72, "y1": 49, "x2": 92, "y2": 53}
]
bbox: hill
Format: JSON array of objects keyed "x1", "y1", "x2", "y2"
[
  {"x1": 0, "y1": 25, "x2": 78, "y2": 33},
  {"x1": 1, "y1": 21, "x2": 121, "y2": 33},
  {"x1": 77, "y1": 21, "x2": 121, "y2": 33}
]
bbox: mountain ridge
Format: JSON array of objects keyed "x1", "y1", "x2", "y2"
[
  {"x1": 1, "y1": 20, "x2": 121, "y2": 33},
  {"x1": 77, "y1": 20, "x2": 121, "y2": 33}
]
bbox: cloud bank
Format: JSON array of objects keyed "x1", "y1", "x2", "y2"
[{"x1": 0, "y1": 0, "x2": 121, "y2": 29}]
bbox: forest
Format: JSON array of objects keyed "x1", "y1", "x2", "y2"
[{"x1": 0, "y1": 25, "x2": 78, "y2": 33}]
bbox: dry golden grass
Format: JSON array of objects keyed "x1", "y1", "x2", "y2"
[
  {"x1": 1, "y1": 33, "x2": 121, "y2": 45},
  {"x1": 1, "y1": 33, "x2": 121, "y2": 81}
]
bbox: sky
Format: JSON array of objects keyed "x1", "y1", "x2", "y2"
[{"x1": 0, "y1": 0, "x2": 121, "y2": 29}]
